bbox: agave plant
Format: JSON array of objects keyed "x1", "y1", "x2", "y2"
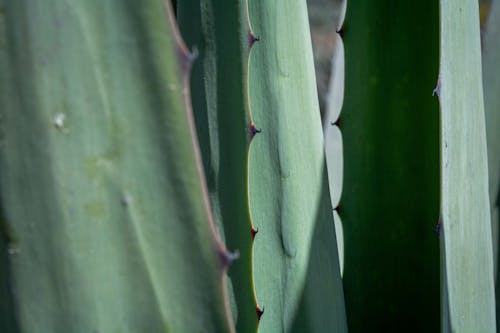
[{"x1": 0, "y1": 0, "x2": 497, "y2": 332}]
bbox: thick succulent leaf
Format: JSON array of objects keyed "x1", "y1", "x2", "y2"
[
  {"x1": 323, "y1": 0, "x2": 345, "y2": 276},
  {"x1": 341, "y1": 1, "x2": 440, "y2": 331},
  {"x1": 248, "y1": 2, "x2": 347, "y2": 332},
  {"x1": 308, "y1": 0, "x2": 346, "y2": 115},
  {"x1": 324, "y1": 2, "x2": 346, "y2": 128},
  {"x1": 482, "y1": 0, "x2": 500, "y2": 324},
  {"x1": 0, "y1": 1, "x2": 233, "y2": 332},
  {"x1": 325, "y1": 125, "x2": 343, "y2": 213},
  {"x1": 177, "y1": 1, "x2": 258, "y2": 332},
  {"x1": 439, "y1": 0, "x2": 496, "y2": 331}
]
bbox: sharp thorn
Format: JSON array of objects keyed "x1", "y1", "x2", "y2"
[
  {"x1": 330, "y1": 116, "x2": 341, "y2": 127},
  {"x1": 251, "y1": 226, "x2": 258, "y2": 240},
  {"x1": 249, "y1": 32, "x2": 260, "y2": 47},
  {"x1": 220, "y1": 249, "x2": 239, "y2": 267},
  {"x1": 249, "y1": 122, "x2": 261, "y2": 138},
  {"x1": 432, "y1": 78, "x2": 441, "y2": 97},
  {"x1": 256, "y1": 305, "x2": 264, "y2": 321},
  {"x1": 336, "y1": 26, "x2": 345, "y2": 38},
  {"x1": 187, "y1": 46, "x2": 199, "y2": 62},
  {"x1": 434, "y1": 217, "x2": 442, "y2": 236},
  {"x1": 179, "y1": 45, "x2": 199, "y2": 72}
]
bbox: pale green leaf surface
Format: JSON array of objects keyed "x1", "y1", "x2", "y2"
[
  {"x1": 248, "y1": 2, "x2": 347, "y2": 332},
  {"x1": 325, "y1": 125, "x2": 343, "y2": 209},
  {"x1": 0, "y1": 1, "x2": 233, "y2": 332},
  {"x1": 322, "y1": 1, "x2": 345, "y2": 280},
  {"x1": 324, "y1": 19, "x2": 345, "y2": 127},
  {"x1": 439, "y1": 0, "x2": 496, "y2": 331},
  {"x1": 177, "y1": 1, "x2": 258, "y2": 332}
]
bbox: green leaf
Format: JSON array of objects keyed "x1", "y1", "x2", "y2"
[
  {"x1": 341, "y1": 1, "x2": 440, "y2": 331},
  {"x1": 177, "y1": 1, "x2": 258, "y2": 332},
  {"x1": 439, "y1": 0, "x2": 496, "y2": 331},
  {"x1": 0, "y1": 1, "x2": 233, "y2": 332},
  {"x1": 323, "y1": 0, "x2": 346, "y2": 274},
  {"x1": 248, "y1": 2, "x2": 346, "y2": 332}
]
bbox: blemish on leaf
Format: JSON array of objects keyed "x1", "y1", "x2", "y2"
[
  {"x1": 53, "y1": 113, "x2": 66, "y2": 130},
  {"x1": 121, "y1": 193, "x2": 133, "y2": 207}
]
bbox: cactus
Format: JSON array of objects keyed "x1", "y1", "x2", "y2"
[
  {"x1": 247, "y1": 2, "x2": 346, "y2": 332},
  {"x1": 439, "y1": 0, "x2": 496, "y2": 331},
  {"x1": 336, "y1": 1, "x2": 441, "y2": 331},
  {"x1": 0, "y1": 1, "x2": 233, "y2": 332},
  {"x1": 177, "y1": 1, "x2": 258, "y2": 332},
  {"x1": 0, "y1": 0, "x2": 497, "y2": 332},
  {"x1": 177, "y1": 1, "x2": 346, "y2": 331}
]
